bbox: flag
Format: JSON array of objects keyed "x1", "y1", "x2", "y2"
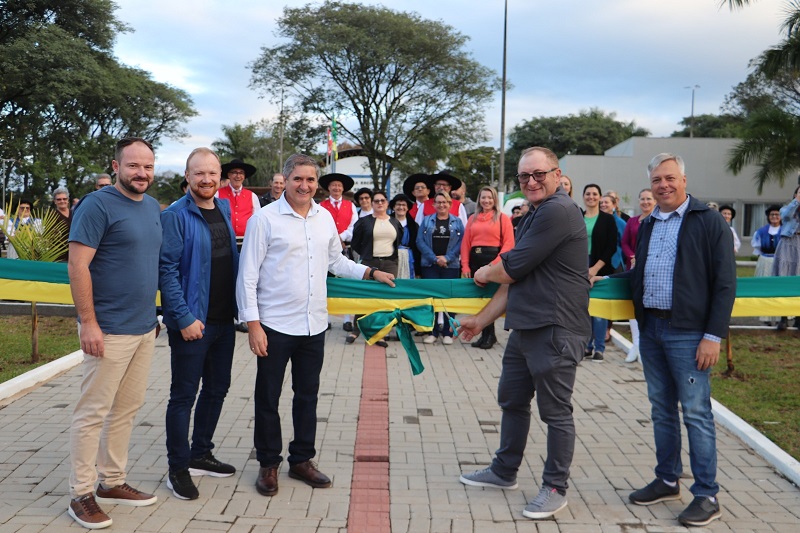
[{"x1": 326, "y1": 127, "x2": 332, "y2": 157}]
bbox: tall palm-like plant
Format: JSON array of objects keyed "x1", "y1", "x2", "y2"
[
  {"x1": 727, "y1": 107, "x2": 800, "y2": 193},
  {"x1": 3, "y1": 195, "x2": 70, "y2": 362},
  {"x1": 723, "y1": 0, "x2": 800, "y2": 75}
]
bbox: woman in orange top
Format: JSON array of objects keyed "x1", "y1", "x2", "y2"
[{"x1": 460, "y1": 186, "x2": 515, "y2": 349}]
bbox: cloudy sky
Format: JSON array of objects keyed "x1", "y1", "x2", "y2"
[{"x1": 112, "y1": 0, "x2": 785, "y2": 172}]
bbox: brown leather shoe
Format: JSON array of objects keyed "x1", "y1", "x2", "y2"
[
  {"x1": 256, "y1": 465, "x2": 279, "y2": 496},
  {"x1": 288, "y1": 460, "x2": 331, "y2": 488}
]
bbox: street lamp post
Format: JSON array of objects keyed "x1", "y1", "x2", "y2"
[
  {"x1": 498, "y1": 0, "x2": 508, "y2": 196},
  {"x1": 684, "y1": 84, "x2": 700, "y2": 138}
]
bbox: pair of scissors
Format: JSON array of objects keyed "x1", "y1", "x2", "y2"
[{"x1": 442, "y1": 306, "x2": 460, "y2": 338}]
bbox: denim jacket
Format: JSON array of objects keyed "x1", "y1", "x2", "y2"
[
  {"x1": 159, "y1": 193, "x2": 239, "y2": 330},
  {"x1": 779, "y1": 199, "x2": 800, "y2": 237},
  {"x1": 416, "y1": 213, "x2": 464, "y2": 269}
]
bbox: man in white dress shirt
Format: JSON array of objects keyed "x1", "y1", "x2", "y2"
[{"x1": 236, "y1": 153, "x2": 395, "y2": 497}]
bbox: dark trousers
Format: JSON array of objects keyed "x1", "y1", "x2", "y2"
[
  {"x1": 420, "y1": 266, "x2": 460, "y2": 337},
  {"x1": 353, "y1": 257, "x2": 398, "y2": 335},
  {"x1": 469, "y1": 248, "x2": 499, "y2": 339},
  {"x1": 254, "y1": 325, "x2": 325, "y2": 467},
  {"x1": 165, "y1": 322, "x2": 235, "y2": 471},
  {"x1": 490, "y1": 326, "x2": 584, "y2": 491}
]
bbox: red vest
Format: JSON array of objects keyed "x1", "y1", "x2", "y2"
[
  {"x1": 217, "y1": 186, "x2": 255, "y2": 237},
  {"x1": 422, "y1": 198, "x2": 462, "y2": 218},
  {"x1": 320, "y1": 198, "x2": 355, "y2": 235}
]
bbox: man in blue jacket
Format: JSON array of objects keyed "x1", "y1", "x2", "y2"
[
  {"x1": 609, "y1": 153, "x2": 736, "y2": 527},
  {"x1": 159, "y1": 147, "x2": 240, "y2": 501}
]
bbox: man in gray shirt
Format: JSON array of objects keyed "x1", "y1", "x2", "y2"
[{"x1": 458, "y1": 146, "x2": 590, "y2": 521}]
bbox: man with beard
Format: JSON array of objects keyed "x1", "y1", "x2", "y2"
[
  {"x1": 67, "y1": 138, "x2": 162, "y2": 529},
  {"x1": 159, "y1": 148, "x2": 240, "y2": 501}
]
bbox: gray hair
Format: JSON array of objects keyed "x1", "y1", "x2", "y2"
[
  {"x1": 647, "y1": 153, "x2": 685, "y2": 176},
  {"x1": 282, "y1": 154, "x2": 320, "y2": 179},
  {"x1": 53, "y1": 186, "x2": 69, "y2": 199}
]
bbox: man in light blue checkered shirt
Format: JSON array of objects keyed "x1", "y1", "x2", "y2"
[{"x1": 609, "y1": 153, "x2": 736, "y2": 528}]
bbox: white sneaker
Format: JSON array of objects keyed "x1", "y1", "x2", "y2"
[
  {"x1": 625, "y1": 345, "x2": 639, "y2": 363},
  {"x1": 423, "y1": 335, "x2": 436, "y2": 344},
  {"x1": 442, "y1": 336, "x2": 453, "y2": 345}
]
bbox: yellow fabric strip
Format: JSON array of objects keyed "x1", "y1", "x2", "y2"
[
  {"x1": 327, "y1": 297, "x2": 489, "y2": 315},
  {"x1": 0, "y1": 279, "x2": 74, "y2": 304}
]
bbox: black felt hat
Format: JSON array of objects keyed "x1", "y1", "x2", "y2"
[
  {"x1": 402, "y1": 173, "x2": 433, "y2": 199},
  {"x1": 719, "y1": 205, "x2": 736, "y2": 219},
  {"x1": 221, "y1": 159, "x2": 257, "y2": 179},
  {"x1": 432, "y1": 170, "x2": 462, "y2": 190},
  {"x1": 319, "y1": 173, "x2": 354, "y2": 192},
  {"x1": 389, "y1": 193, "x2": 412, "y2": 211}
]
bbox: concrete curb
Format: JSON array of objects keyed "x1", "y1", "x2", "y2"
[
  {"x1": 0, "y1": 349, "x2": 83, "y2": 403},
  {"x1": 609, "y1": 328, "x2": 800, "y2": 488}
]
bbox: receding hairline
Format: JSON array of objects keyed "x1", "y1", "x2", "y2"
[
  {"x1": 185, "y1": 147, "x2": 221, "y2": 171},
  {"x1": 520, "y1": 146, "x2": 559, "y2": 168}
]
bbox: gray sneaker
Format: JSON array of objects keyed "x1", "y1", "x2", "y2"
[
  {"x1": 459, "y1": 467, "x2": 518, "y2": 489},
  {"x1": 522, "y1": 485, "x2": 568, "y2": 519}
]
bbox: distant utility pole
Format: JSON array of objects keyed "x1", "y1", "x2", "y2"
[
  {"x1": 684, "y1": 84, "x2": 700, "y2": 138},
  {"x1": 498, "y1": 0, "x2": 508, "y2": 195},
  {"x1": 278, "y1": 88, "x2": 285, "y2": 171}
]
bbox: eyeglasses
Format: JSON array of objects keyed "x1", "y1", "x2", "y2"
[
  {"x1": 516, "y1": 168, "x2": 558, "y2": 184},
  {"x1": 228, "y1": 170, "x2": 246, "y2": 176},
  {"x1": 373, "y1": 198, "x2": 387, "y2": 204},
  {"x1": 97, "y1": 183, "x2": 111, "y2": 188}
]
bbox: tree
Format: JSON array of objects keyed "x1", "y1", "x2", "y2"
[
  {"x1": 507, "y1": 108, "x2": 649, "y2": 179},
  {"x1": 446, "y1": 147, "x2": 499, "y2": 197},
  {"x1": 723, "y1": 1, "x2": 800, "y2": 75},
  {"x1": 0, "y1": 0, "x2": 196, "y2": 200},
  {"x1": 250, "y1": 1, "x2": 499, "y2": 189},
  {"x1": 670, "y1": 114, "x2": 746, "y2": 138},
  {"x1": 212, "y1": 116, "x2": 327, "y2": 186}
]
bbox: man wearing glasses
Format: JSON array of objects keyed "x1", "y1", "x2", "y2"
[
  {"x1": 414, "y1": 171, "x2": 468, "y2": 226},
  {"x1": 458, "y1": 146, "x2": 590, "y2": 521},
  {"x1": 52, "y1": 187, "x2": 72, "y2": 262},
  {"x1": 95, "y1": 174, "x2": 113, "y2": 190}
]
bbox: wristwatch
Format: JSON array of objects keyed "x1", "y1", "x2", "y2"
[{"x1": 369, "y1": 267, "x2": 378, "y2": 280}]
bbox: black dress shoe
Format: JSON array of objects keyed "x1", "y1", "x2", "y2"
[
  {"x1": 235, "y1": 322, "x2": 249, "y2": 333},
  {"x1": 343, "y1": 321, "x2": 353, "y2": 332},
  {"x1": 470, "y1": 333, "x2": 486, "y2": 348},
  {"x1": 256, "y1": 465, "x2": 279, "y2": 496},
  {"x1": 480, "y1": 333, "x2": 497, "y2": 349},
  {"x1": 288, "y1": 460, "x2": 331, "y2": 488},
  {"x1": 375, "y1": 339, "x2": 388, "y2": 348},
  {"x1": 345, "y1": 333, "x2": 358, "y2": 344}
]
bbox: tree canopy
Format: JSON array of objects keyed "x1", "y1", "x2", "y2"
[
  {"x1": 250, "y1": 1, "x2": 499, "y2": 189},
  {"x1": 670, "y1": 113, "x2": 746, "y2": 138},
  {"x1": 0, "y1": 0, "x2": 196, "y2": 200},
  {"x1": 445, "y1": 147, "x2": 499, "y2": 197},
  {"x1": 506, "y1": 108, "x2": 649, "y2": 177}
]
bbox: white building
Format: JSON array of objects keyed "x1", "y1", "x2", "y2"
[
  {"x1": 560, "y1": 137, "x2": 799, "y2": 255},
  {"x1": 321, "y1": 149, "x2": 402, "y2": 196}
]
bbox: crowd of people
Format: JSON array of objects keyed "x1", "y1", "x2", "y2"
[{"x1": 3, "y1": 136, "x2": 798, "y2": 530}]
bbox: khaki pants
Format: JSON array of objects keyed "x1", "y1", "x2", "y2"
[{"x1": 69, "y1": 330, "x2": 155, "y2": 497}]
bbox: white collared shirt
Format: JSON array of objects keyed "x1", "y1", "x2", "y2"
[{"x1": 236, "y1": 194, "x2": 368, "y2": 336}]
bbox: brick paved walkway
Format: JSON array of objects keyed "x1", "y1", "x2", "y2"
[{"x1": 0, "y1": 320, "x2": 798, "y2": 532}]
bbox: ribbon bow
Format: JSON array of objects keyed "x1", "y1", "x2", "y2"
[{"x1": 356, "y1": 304, "x2": 434, "y2": 375}]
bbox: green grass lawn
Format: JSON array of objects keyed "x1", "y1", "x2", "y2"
[
  {"x1": 0, "y1": 315, "x2": 80, "y2": 383},
  {"x1": 715, "y1": 330, "x2": 800, "y2": 461}
]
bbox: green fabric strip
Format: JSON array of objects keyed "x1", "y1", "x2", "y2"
[
  {"x1": 0, "y1": 258, "x2": 70, "y2": 284},
  {"x1": 356, "y1": 305, "x2": 434, "y2": 376}
]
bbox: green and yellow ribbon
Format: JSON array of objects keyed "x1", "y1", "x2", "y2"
[{"x1": 356, "y1": 304, "x2": 434, "y2": 375}]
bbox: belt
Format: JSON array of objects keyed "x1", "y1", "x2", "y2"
[{"x1": 645, "y1": 308, "x2": 672, "y2": 320}]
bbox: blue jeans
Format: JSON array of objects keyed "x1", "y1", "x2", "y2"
[
  {"x1": 254, "y1": 325, "x2": 325, "y2": 467},
  {"x1": 586, "y1": 316, "x2": 607, "y2": 353},
  {"x1": 420, "y1": 266, "x2": 459, "y2": 337},
  {"x1": 490, "y1": 327, "x2": 585, "y2": 491},
  {"x1": 165, "y1": 322, "x2": 235, "y2": 471},
  {"x1": 638, "y1": 316, "x2": 718, "y2": 497}
]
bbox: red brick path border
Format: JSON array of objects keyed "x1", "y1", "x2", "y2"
[{"x1": 347, "y1": 344, "x2": 391, "y2": 531}]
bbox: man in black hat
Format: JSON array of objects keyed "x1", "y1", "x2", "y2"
[
  {"x1": 216, "y1": 158, "x2": 260, "y2": 239},
  {"x1": 415, "y1": 171, "x2": 468, "y2": 226},
  {"x1": 319, "y1": 173, "x2": 357, "y2": 245},
  {"x1": 403, "y1": 173, "x2": 432, "y2": 221}
]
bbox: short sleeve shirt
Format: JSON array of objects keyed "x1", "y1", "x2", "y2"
[{"x1": 69, "y1": 187, "x2": 162, "y2": 334}]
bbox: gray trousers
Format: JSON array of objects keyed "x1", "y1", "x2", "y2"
[{"x1": 490, "y1": 326, "x2": 584, "y2": 491}]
